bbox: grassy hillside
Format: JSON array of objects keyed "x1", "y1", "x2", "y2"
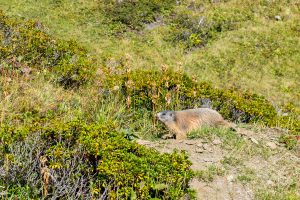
[
  {"x1": 0, "y1": 0, "x2": 299, "y2": 199},
  {"x1": 1, "y1": 0, "x2": 299, "y2": 108}
]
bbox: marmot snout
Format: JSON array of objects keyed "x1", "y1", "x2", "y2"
[
  {"x1": 157, "y1": 108, "x2": 235, "y2": 140},
  {"x1": 156, "y1": 110, "x2": 175, "y2": 123}
]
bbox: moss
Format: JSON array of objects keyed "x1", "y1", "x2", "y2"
[{"x1": 0, "y1": 10, "x2": 95, "y2": 88}]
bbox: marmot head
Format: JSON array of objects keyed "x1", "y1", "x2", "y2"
[{"x1": 156, "y1": 111, "x2": 175, "y2": 124}]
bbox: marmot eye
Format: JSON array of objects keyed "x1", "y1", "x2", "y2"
[{"x1": 162, "y1": 113, "x2": 166, "y2": 116}]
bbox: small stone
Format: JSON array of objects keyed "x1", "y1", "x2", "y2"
[
  {"x1": 196, "y1": 142, "x2": 203, "y2": 148},
  {"x1": 269, "y1": 137, "x2": 277, "y2": 141},
  {"x1": 185, "y1": 140, "x2": 196, "y2": 145},
  {"x1": 195, "y1": 148, "x2": 204, "y2": 153},
  {"x1": 266, "y1": 180, "x2": 274, "y2": 186},
  {"x1": 275, "y1": 15, "x2": 281, "y2": 21},
  {"x1": 20, "y1": 66, "x2": 31, "y2": 76},
  {"x1": 279, "y1": 143, "x2": 285, "y2": 147},
  {"x1": 203, "y1": 158, "x2": 213, "y2": 162},
  {"x1": 250, "y1": 137, "x2": 259, "y2": 145},
  {"x1": 227, "y1": 175, "x2": 235, "y2": 182},
  {"x1": 239, "y1": 131, "x2": 248, "y2": 136},
  {"x1": 212, "y1": 138, "x2": 222, "y2": 145},
  {"x1": 266, "y1": 141, "x2": 277, "y2": 150},
  {"x1": 113, "y1": 85, "x2": 120, "y2": 91},
  {"x1": 158, "y1": 140, "x2": 166, "y2": 144},
  {"x1": 203, "y1": 144, "x2": 210, "y2": 150},
  {"x1": 136, "y1": 139, "x2": 151, "y2": 146}
]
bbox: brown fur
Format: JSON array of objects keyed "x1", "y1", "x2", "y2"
[{"x1": 156, "y1": 108, "x2": 235, "y2": 140}]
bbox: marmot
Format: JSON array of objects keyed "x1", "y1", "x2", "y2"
[{"x1": 156, "y1": 108, "x2": 235, "y2": 140}]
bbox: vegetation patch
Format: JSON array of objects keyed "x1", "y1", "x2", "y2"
[
  {"x1": 0, "y1": 120, "x2": 193, "y2": 199},
  {"x1": 195, "y1": 165, "x2": 225, "y2": 182},
  {"x1": 0, "y1": 10, "x2": 95, "y2": 87},
  {"x1": 167, "y1": 4, "x2": 253, "y2": 49},
  {"x1": 102, "y1": 68, "x2": 299, "y2": 136},
  {"x1": 166, "y1": 0, "x2": 297, "y2": 49},
  {"x1": 99, "y1": 0, "x2": 176, "y2": 31}
]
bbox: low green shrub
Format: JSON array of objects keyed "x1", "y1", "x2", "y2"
[
  {"x1": 102, "y1": 68, "x2": 299, "y2": 134},
  {"x1": 0, "y1": 10, "x2": 95, "y2": 87},
  {"x1": 99, "y1": 0, "x2": 176, "y2": 31},
  {"x1": 0, "y1": 120, "x2": 193, "y2": 199},
  {"x1": 166, "y1": 0, "x2": 295, "y2": 49},
  {"x1": 166, "y1": 5, "x2": 253, "y2": 49}
]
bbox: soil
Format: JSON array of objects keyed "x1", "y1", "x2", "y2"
[{"x1": 136, "y1": 127, "x2": 300, "y2": 200}]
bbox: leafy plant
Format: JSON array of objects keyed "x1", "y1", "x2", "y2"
[
  {"x1": 0, "y1": 120, "x2": 194, "y2": 199},
  {"x1": 100, "y1": 0, "x2": 176, "y2": 31},
  {"x1": 0, "y1": 10, "x2": 95, "y2": 87}
]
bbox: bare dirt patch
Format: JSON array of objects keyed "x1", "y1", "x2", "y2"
[{"x1": 137, "y1": 126, "x2": 300, "y2": 200}]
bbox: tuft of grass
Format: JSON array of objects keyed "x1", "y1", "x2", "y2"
[
  {"x1": 188, "y1": 126, "x2": 245, "y2": 149},
  {"x1": 255, "y1": 183, "x2": 300, "y2": 200},
  {"x1": 195, "y1": 165, "x2": 225, "y2": 182},
  {"x1": 221, "y1": 156, "x2": 243, "y2": 167},
  {"x1": 236, "y1": 167, "x2": 256, "y2": 184}
]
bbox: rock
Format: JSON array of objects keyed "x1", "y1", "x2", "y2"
[
  {"x1": 227, "y1": 175, "x2": 235, "y2": 182},
  {"x1": 239, "y1": 131, "x2": 248, "y2": 136},
  {"x1": 266, "y1": 180, "x2": 274, "y2": 186},
  {"x1": 136, "y1": 139, "x2": 151, "y2": 146},
  {"x1": 275, "y1": 15, "x2": 282, "y2": 21},
  {"x1": 266, "y1": 141, "x2": 277, "y2": 150},
  {"x1": 196, "y1": 148, "x2": 204, "y2": 153},
  {"x1": 185, "y1": 140, "x2": 196, "y2": 145},
  {"x1": 144, "y1": 21, "x2": 163, "y2": 31},
  {"x1": 203, "y1": 144, "x2": 210, "y2": 150},
  {"x1": 203, "y1": 158, "x2": 214, "y2": 162},
  {"x1": 196, "y1": 142, "x2": 203, "y2": 148},
  {"x1": 250, "y1": 137, "x2": 259, "y2": 145},
  {"x1": 212, "y1": 138, "x2": 222, "y2": 145},
  {"x1": 113, "y1": 85, "x2": 120, "y2": 91},
  {"x1": 20, "y1": 66, "x2": 31, "y2": 76}
]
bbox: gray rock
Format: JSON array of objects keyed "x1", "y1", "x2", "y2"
[
  {"x1": 266, "y1": 141, "x2": 277, "y2": 150},
  {"x1": 212, "y1": 138, "x2": 222, "y2": 145},
  {"x1": 203, "y1": 144, "x2": 210, "y2": 150},
  {"x1": 196, "y1": 142, "x2": 203, "y2": 148},
  {"x1": 196, "y1": 148, "x2": 204, "y2": 153},
  {"x1": 275, "y1": 15, "x2": 282, "y2": 21},
  {"x1": 266, "y1": 180, "x2": 274, "y2": 186},
  {"x1": 227, "y1": 175, "x2": 235, "y2": 182},
  {"x1": 185, "y1": 140, "x2": 196, "y2": 145},
  {"x1": 250, "y1": 137, "x2": 259, "y2": 145}
]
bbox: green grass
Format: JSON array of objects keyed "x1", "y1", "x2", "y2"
[
  {"x1": 0, "y1": 0, "x2": 300, "y2": 198},
  {"x1": 195, "y1": 165, "x2": 225, "y2": 182},
  {"x1": 188, "y1": 126, "x2": 246, "y2": 149},
  {"x1": 236, "y1": 167, "x2": 256, "y2": 184},
  {"x1": 1, "y1": 0, "x2": 299, "y2": 110},
  {"x1": 256, "y1": 186, "x2": 300, "y2": 200}
]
